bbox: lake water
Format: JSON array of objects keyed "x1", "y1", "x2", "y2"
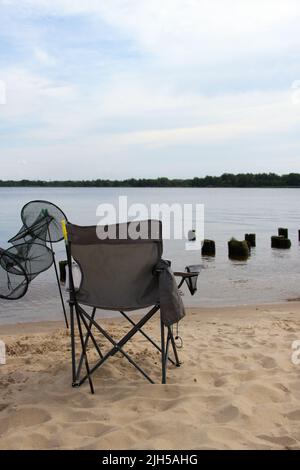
[{"x1": 0, "y1": 187, "x2": 299, "y2": 324}]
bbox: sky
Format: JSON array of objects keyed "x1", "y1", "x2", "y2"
[{"x1": 0, "y1": 0, "x2": 300, "y2": 180}]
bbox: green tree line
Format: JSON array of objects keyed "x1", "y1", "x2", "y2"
[{"x1": 1, "y1": 173, "x2": 300, "y2": 188}]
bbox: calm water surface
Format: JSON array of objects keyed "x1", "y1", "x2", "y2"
[{"x1": 0, "y1": 187, "x2": 299, "y2": 324}]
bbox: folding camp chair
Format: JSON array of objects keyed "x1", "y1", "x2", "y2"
[{"x1": 63, "y1": 219, "x2": 196, "y2": 393}]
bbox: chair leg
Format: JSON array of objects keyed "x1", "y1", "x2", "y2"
[
  {"x1": 165, "y1": 330, "x2": 171, "y2": 366},
  {"x1": 76, "y1": 307, "x2": 103, "y2": 381},
  {"x1": 161, "y1": 318, "x2": 166, "y2": 384},
  {"x1": 119, "y1": 310, "x2": 176, "y2": 366},
  {"x1": 168, "y1": 326, "x2": 181, "y2": 367},
  {"x1": 69, "y1": 303, "x2": 77, "y2": 385},
  {"x1": 75, "y1": 307, "x2": 94, "y2": 394},
  {"x1": 76, "y1": 305, "x2": 160, "y2": 385},
  {"x1": 78, "y1": 307, "x2": 155, "y2": 384},
  {"x1": 70, "y1": 304, "x2": 176, "y2": 389}
]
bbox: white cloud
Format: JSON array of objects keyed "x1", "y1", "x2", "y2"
[
  {"x1": 0, "y1": 79, "x2": 6, "y2": 104},
  {"x1": 0, "y1": 67, "x2": 77, "y2": 122},
  {"x1": 34, "y1": 47, "x2": 56, "y2": 66},
  {"x1": 1, "y1": 1, "x2": 300, "y2": 178},
  {"x1": 95, "y1": 0, "x2": 300, "y2": 65},
  {"x1": 2, "y1": 64, "x2": 299, "y2": 148},
  {"x1": 5, "y1": 0, "x2": 300, "y2": 65}
]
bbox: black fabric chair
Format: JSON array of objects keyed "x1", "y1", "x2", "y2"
[{"x1": 63, "y1": 219, "x2": 198, "y2": 393}]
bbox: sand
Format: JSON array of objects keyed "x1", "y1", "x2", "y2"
[{"x1": 0, "y1": 303, "x2": 300, "y2": 450}]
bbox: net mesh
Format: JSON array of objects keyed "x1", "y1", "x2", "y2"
[
  {"x1": 0, "y1": 248, "x2": 28, "y2": 300},
  {"x1": 0, "y1": 200, "x2": 67, "y2": 300},
  {"x1": 5, "y1": 243, "x2": 53, "y2": 282},
  {"x1": 21, "y1": 201, "x2": 67, "y2": 242},
  {"x1": 8, "y1": 212, "x2": 53, "y2": 245}
]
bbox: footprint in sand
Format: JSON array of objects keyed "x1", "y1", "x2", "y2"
[
  {"x1": 0, "y1": 407, "x2": 51, "y2": 436},
  {"x1": 214, "y1": 377, "x2": 227, "y2": 388},
  {"x1": 68, "y1": 422, "x2": 116, "y2": 438},
  {"x1": 215, "y1": 404, "x2": 240, "y2": 423},
  {"x1": 259, "y1": 356, "x2": 277, "y2": 369},
  {"x1": 257, "y1": 434, "x2": 297, "y2": 448},
  {"x1": 286, "y1": 409, "x2": 300, "y2": 421},
  {"x1": 207, "y1": 426, "x2": 243, "y2": 444},
  {"x1": 288, "y1": 381, "x2": 300, "y2": 399},
  {"x1": 240, "y1": 383, "x2": 286, "y2": 404},
  {"x1": 234, "y1": 362, "x2": 252, "y2": 371},
  {"x1": 3, "y1": 431, "x2": 59, "y2": 450},
  {"x1": 0, "y1": 403, "x2": 10, "y2": 412},
  {"x1": 61, "y1": 410, "x2": 102, "y2": 422},
  {"x1": 275, "y1": 383, "x2": 290, "y2": 393}
]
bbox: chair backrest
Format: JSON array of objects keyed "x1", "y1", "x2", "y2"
[{"x1": 66, "y1": 220, "x2": 162, "y2": 311}]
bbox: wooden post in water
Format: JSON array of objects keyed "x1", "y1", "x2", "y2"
[
  {"x1": 278, "y1": 228, "x2": 288, "y2": 238},
  {"x1": 245, "y1": 233, "x2": 256, "y2": 247},
  {"x1": 228, "y1": 238, "x2": 250, "y2": 260},
  {"x1": 201, "y1": 239, "x2": 216, "y2": 256},
  {"x1": 271, "y1": 236, "x2": 291, "y2": 249}
]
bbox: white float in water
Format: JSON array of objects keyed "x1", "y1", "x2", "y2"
[{"x1": 188, "y1": 230, "x2": 196, "y2": 241}]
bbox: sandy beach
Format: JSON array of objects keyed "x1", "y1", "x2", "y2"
[{"x1": 0, "y1": 303, "x2": 300, "y2": 450}]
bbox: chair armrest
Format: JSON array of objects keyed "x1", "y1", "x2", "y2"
[
  {"x1": 174, "y1": 271, "x2": 199, "y2": 278},
  {"x1": 174, "y1": 270, "x2": 201, "y2": 296}
]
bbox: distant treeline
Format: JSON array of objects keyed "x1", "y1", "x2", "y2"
[{"x1": 1, "y1": 173, "x2": 300, "y2": 188}]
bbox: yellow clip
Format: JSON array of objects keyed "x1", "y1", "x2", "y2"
[{"x1": 61, "y1": 219, "x2": 68, "y2": 241}]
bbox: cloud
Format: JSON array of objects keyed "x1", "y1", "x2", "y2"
[
  {"x1": 1, "y1": 0, "x2": 300, "y2": 179},
  {"x1": 0, "y1": 67, "x2": 77, "y2": 123},
  {"x1": 5, "y1": 0, "x2": 300, "y2": 63},
  {"x1": 0, "y1": 79, "x2": 6, "y2": 104},
  {"x1": 2, "y1": 67, "x2": 299, "y2": 148},
  {"x1": 33, "y1": 47, "x2": 56, "y2": 66}
]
